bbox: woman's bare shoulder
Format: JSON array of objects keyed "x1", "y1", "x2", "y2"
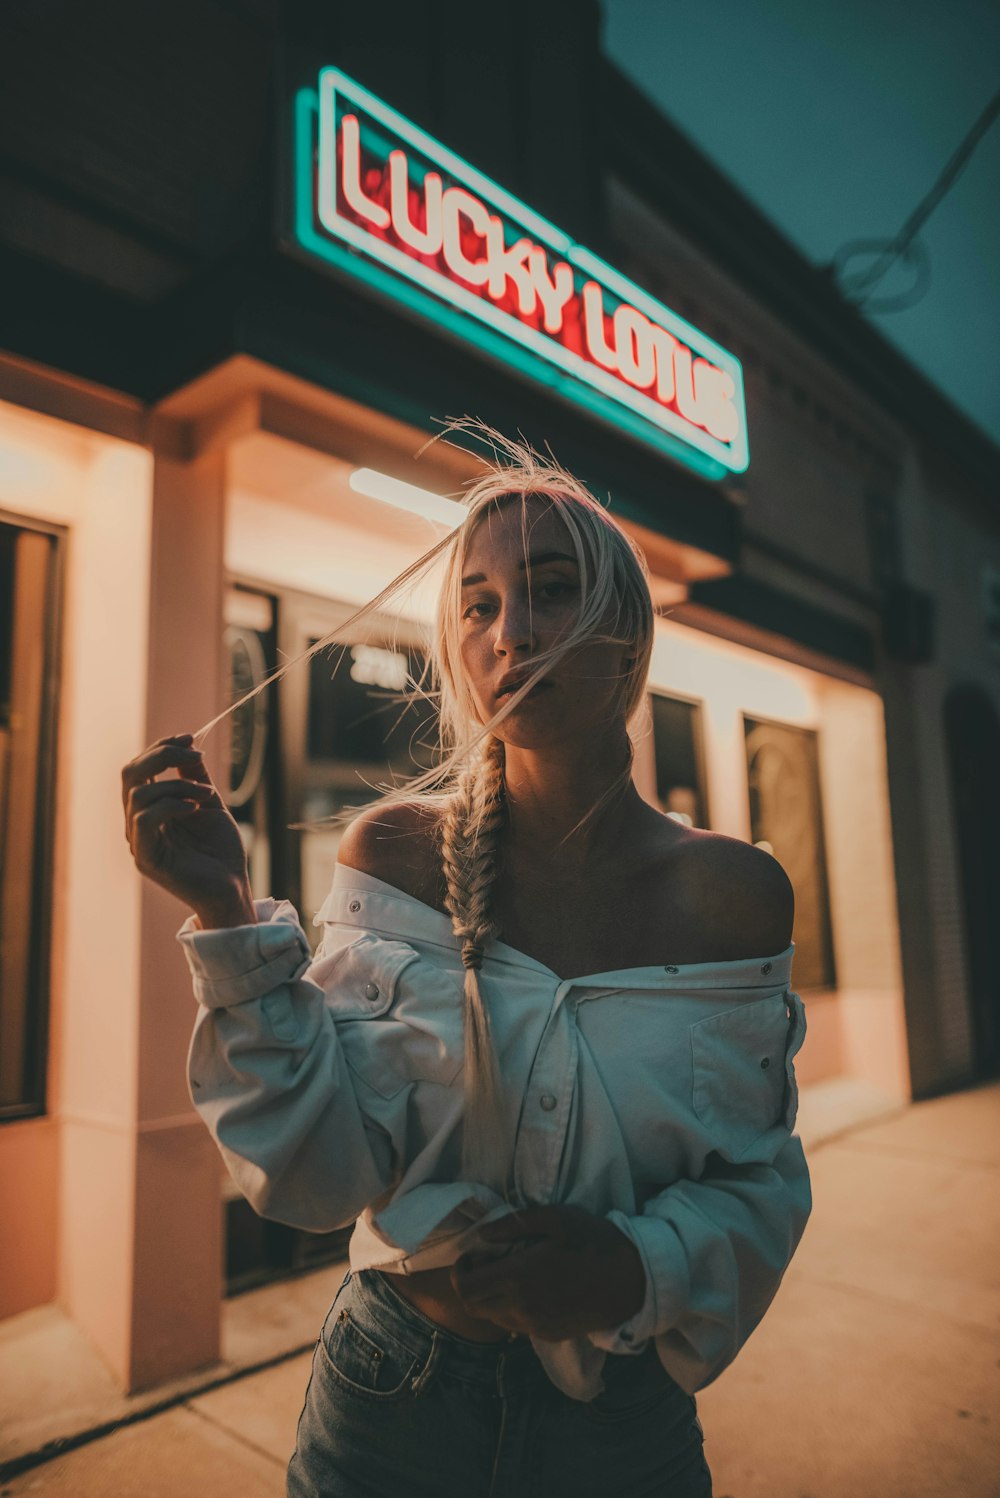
[
  {"x1": 337, "y1": 799, "x2": 449, "y2": 911},
  {"x1": 652, "y1": 821, "x2": 795, "y2": 959}
]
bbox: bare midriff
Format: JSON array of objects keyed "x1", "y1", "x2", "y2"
[{"x1": 384, "y1": 1265, "x2": 515, "y2": 1342}]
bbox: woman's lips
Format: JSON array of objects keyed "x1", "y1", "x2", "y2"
[{"x1": 496, "y1": 680, "x2": 554, "y2": 702}]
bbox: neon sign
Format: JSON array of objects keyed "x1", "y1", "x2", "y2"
[{"x1": 290, "y1": 69, "x2": 749, "y2": 478}]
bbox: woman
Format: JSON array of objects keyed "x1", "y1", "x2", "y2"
[{"x1": 122, "y1": 439, "x2": 811, "y2": 1497}]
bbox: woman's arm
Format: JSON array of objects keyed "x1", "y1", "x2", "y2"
[
  {"x1": 179, "y1": 803, "x2": 449, "y2": 1233},
  {"x1": 590, "y1": 1112, "x2": 811, "y2": 1391},
  {"x1": 180, "y1": 897, "x2": 396, "y2": 1232}
]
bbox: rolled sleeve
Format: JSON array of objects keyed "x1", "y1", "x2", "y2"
[
  {"x1": 177, "y1": 899, "x2": 313, "y2": 1009},
  {"x1": 589, "y1": 1133, "x2": 812, "y2": 1392},
  {"x1": 587, "y1": 1209, "x2": 675, "y2": 1354}
]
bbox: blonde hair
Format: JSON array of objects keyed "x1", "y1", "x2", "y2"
[{"x1": 195, "y1": 424, "x2": 655, "y2": 1194}]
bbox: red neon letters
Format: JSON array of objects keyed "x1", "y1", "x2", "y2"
[{"x1": 337, "y1": 114, "x2": 738, "y2": 446}]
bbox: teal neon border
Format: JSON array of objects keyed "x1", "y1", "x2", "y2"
[{"x1": 292, "y1": 75, "x2": 748, "y2": 479}]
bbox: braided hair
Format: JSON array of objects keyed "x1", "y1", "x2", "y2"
[{"x1": 438, "y1": 734, "x2": 509, "y2": 1189}]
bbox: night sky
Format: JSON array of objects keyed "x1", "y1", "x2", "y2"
[{"x1": 601, "y1": 0, "x2": 1000, "y2": 447}]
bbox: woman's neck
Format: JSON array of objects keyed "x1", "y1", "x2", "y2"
[{"x1": 500, "y1": 735, "x2": 647, "y2": 873}]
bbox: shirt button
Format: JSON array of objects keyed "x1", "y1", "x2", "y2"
[
  {"x1": 349, "y1": 900, "x2": 361, "y2": 913},
  {"x1": 664, "y1": 965, "x2": 679, "y2": 975},
  {"x1": 364, "y1": 982, "x2": 380, "y2": 1001},
  {"x1": 760, "y1": 1057, "x2": 771, "y2": 1069},
  {"x1": 761, "y1": 961, "x2": 772, "y2": 975},
  {"x1": 540, "y1": 1094, "x2": 557, "y2": 1111}
]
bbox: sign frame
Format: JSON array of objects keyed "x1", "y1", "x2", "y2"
[{"x1": 285, "y1": 68, "x2": 749, "y2": 480}]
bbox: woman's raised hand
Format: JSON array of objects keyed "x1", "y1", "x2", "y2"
[{"x1": 121, "y1": 735, "x2": 255, "y2": 926}]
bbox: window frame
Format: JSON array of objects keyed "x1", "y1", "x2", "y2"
[
  {"x1": 647, "y1": 685, "x2": 712, "y2": 831},
  {"x1": 0, "y1": 511, "x2": 64, "y2": 1122},
  {"x1": 741, "y1": 710, "x2": 837, "y2": 991}
]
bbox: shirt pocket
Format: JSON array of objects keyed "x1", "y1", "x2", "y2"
[
  {"x1": 317, "y1": 933, "x2": 465, "y2": 1099},
  {"x1": 689, "y1": 992, "x2": 803, "y2": 1163}
]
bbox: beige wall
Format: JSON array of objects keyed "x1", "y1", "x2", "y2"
[
  {"x1": 816, "y1": 678, "x2": 909, "y2": 1101},
  {"x1": 57, "y1": 438, "x2": 155, "y2": 1377},
  {"x1": 0, "y1": 403, "x2": 152, "y2": 1326},
  {"x1": 128, "y1": 447, "x2": 230, "y2": 1390}
]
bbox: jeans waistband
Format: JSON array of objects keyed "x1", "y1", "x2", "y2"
[{"x1": 348, "y1": 1269, "x2": 542, "y2": 1389}]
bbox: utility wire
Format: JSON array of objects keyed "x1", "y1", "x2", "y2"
[{"x1": 832, "y1": 87, "x2": 1000, "y2": 311}]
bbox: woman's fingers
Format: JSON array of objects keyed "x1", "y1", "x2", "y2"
[
  {"x1": 122, "y1": 740, "x2": 199, "y2": 793},
  {"x1": 127, "y1": 781, "x2": 215, "y2": 858},
  {"x1": 121, "y1": 738, "x2": 214, "y2": 813},
  {"x1": 126, "y1": 777, "x2": 215, "y2": 823},
  {"x1": 133, "y1": 798, "x2": 204, "y2": 831},
  {"x1": 451, "y1": 1239, "x2": 541, "y2": 1303},
  {"x1": 120, "y1": 737, "x2": 252, "y2": 913},
  {"x1": 130, "y1": 800, "x2": 206, "y2": 872}
]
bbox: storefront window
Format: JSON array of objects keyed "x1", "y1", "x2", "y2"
[
  {"x1": 297, "y1": 632, "x2": 437, "y2": 933},
  {"x1": 649, "y1": 691, "x2": 708, "y2": 828},
  {"x1": 306, "y1": 639, "x2": 437, "y2": 768},
  {"x1": 744, "y1": 716, "x2": 836, "y2": 988},
  {"x1": 0, "y1": 519, "x2": 61, "y2": 1119}
]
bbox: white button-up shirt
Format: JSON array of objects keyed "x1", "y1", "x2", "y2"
[{"x1": 178, "y1": 865, "x2": 811, "y2": 1401}]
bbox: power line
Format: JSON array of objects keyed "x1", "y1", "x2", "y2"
[{"x1": 831, "y1": 87, "x2": 1000, "y2": 312}]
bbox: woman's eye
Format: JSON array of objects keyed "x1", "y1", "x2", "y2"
[{"x1": 462, "y1": 582, "x2": 575, "y2": 620}]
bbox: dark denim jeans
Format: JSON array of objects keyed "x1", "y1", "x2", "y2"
[{"x1": 287, "y1": 1267, "x2": 713, "y2": 1497}]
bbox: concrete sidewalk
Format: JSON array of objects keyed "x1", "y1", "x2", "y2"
[{"x1": 3, "y1": 1080, "x2": 998, "y2": 1496}]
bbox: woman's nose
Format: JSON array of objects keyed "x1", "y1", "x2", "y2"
[{"x1": 492, "y1": 598, "x2": 537, "y2": 656}]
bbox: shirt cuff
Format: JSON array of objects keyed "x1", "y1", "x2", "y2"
[
  {"x1": 176, "y1": 897, "x2": 313, "y2": 1009},
  {"x1": 586, "y1": 1208, "x2": 688, "y2": 1355}
]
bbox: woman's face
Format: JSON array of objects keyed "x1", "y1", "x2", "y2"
[{"x1": 457, "y1": 496, "x2": 633, "y2": 750}]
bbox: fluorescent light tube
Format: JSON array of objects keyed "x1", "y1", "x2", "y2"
[{"x1": 349, "y1": 468, "x2": 466, "y2": 528}]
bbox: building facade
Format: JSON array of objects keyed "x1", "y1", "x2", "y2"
[{"x1": 1, "y1": 0, "x2": 997, "y2": 1392}]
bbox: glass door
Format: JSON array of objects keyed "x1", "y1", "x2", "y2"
[
  {"x1": 221, "y1": 581, "x2": 438, "y2": 1291},
  {"x1": 278, "y1": 591, "x2": 437, "y2": 946}
]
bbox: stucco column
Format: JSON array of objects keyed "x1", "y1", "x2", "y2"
[
  {"x1": 59, "y1": 445, "x2": 229, "y2": 1393},
  {"x1": 131, "y1": 446, "x2": 230, "y2": 1390}
]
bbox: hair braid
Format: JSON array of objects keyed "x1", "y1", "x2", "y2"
[{"x1": 439, "y1": 735, "x2": 511, "y2": 1191}]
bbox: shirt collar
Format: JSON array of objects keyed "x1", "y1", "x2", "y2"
[{"x1": 314, "y1": 865, "x2": 795, "y2": 992}]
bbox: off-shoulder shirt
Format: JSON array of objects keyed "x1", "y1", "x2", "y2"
[{"x1": 177, "y1": 863, "x2": 811, "y2": 1402}]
